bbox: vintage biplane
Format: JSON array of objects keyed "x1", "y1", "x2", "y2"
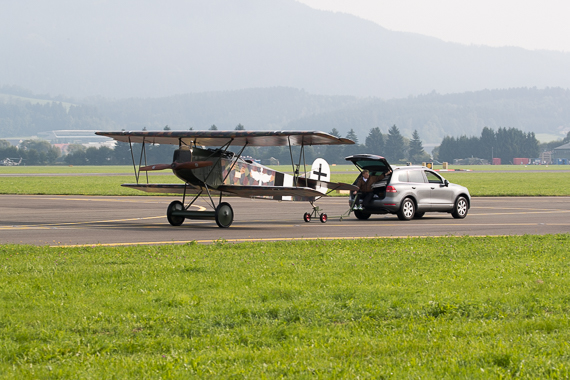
[{"x1": 95, "y1": 130, "x2": 358, "y2": 228}]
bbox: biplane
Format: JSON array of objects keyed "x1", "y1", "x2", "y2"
[{"x1": 95, "y1": 130, "x2": 358, "y2": 228}]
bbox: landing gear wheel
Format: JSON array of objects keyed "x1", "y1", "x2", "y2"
[
  {"x1": 354, "y1": 210, "x2": 371, "y2": 220},
  {"x1": 397, "y1": 197, "x2": 415, "y2": 221},
  {"x1": 303, "y1": 212, "x2": 311, "y2": 223},
  {"x1": 452, "y1": 196, "x2": 468, "y2": 219},
  {"x1": 320, "y1": 213, "x2": 327, "y2": 223},
  {"x1": 167, "y1": 200, "x2": 185, "y2": 226},
  {"x1": 215, "y1": 202, "x2": 234, "y2": 228}
]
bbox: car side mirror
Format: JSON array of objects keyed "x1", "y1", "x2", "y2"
[{"x1": 444, "y1": 179, "x2": 449, "y2": 187}]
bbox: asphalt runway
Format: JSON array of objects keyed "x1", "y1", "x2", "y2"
[{"x1": 1, "y1": 195, "x2": 569, "y2": 246}]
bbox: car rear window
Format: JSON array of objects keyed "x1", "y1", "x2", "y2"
[
  {"x1": 408, "y1": 170, "x2": 425, "y2": 183},
  {"x1": 397, "y1": 170, "x2": 425, "y2": 183}
]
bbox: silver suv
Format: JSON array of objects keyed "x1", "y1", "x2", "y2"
[{"x1": 346, "y1": 154, "x2": 471, "y2": 220}]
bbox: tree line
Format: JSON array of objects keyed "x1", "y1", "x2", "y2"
[
  {"x1": 435, "y1": 127, "x2": 540, "y2": 163},
  {"x1": 32, "y1": 125, "x2": 431, "y2": 166},
  {"x1": 0, "y1": 139, "x2": 60, "y2": 165}
]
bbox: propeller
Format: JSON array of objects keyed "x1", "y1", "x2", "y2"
[{"x1": 140, "y1": 161, "x2": 213, "y2": 171}]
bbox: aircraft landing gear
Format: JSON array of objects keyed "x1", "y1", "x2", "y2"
[
  {"x1": 303, "y1": 204, "x2": 327, "y2": 223},
  {"x1": 166, "y1": 192, "x2": 234, "y2": 228}
]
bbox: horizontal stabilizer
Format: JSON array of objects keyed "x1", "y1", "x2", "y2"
[
  {"x1": 296, "y1": 177, "x2": 358, "y2": 192},
  {"x1": 217, "y1": 185, "x2": 324, "y2": 199}
]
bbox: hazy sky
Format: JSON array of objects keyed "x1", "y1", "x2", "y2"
[{"x1": 296, "y1": 0, "x2": 570, "y2": 52}]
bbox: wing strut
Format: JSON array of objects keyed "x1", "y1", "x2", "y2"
[{"x1": 287, "y1": 137, "x2": 310, "y2": 187}]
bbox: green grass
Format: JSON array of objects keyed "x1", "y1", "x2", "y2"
[
  {"x1": 0, "y1": 175, "x2": 182, "y2": 196},
  {"x1": 2, "y1": 166, "x2": 570, "y2": 196},
  {"x1": 332, "y1": 172, "x2": 570, "y2": 197},
  {"x1": 1, "y1": 235, "x2": 569, "y2": 378},
  {"x1": 0, "y1": 165, "x2": 134, "y2": 174}
]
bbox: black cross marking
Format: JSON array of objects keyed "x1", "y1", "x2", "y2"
[{"x1": 313, "y1": 164, "x2": 328, "y2": 181}]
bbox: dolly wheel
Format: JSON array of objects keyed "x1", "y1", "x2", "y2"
[
  {"x1": 303, "y1": 212, "x2": 311, "y2": 223},
  {"x1": 320, "y1": 213, "x2": 328, "y2": 223}
]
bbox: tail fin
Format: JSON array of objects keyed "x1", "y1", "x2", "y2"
[{"x1": 309, "y1": 158, "x2": 331, "y2": 194}]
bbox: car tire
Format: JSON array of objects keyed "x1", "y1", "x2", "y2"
[
  {"x1": 397, "y1": 197, "x2": 415, "y2": 221},
  {"x1": 354, "y1": 210, "x2": 371, "y2": 220},
  {"x1": 452, "y1": 196, "x2": 468, "y2": 219},
  {"x1": 413, "y1": 212, "x2": 425, "y2": 219}
]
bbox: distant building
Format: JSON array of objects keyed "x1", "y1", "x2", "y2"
[{"x1": 552, "y1": 143, "x2": 570, "y2": 162}]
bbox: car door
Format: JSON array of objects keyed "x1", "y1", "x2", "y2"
[
  {"x1": 407, "y1": 169, "x2": 432, "y2": 210},
  {"x1": 424, "y1": 170, "x2": 454, "y2": 210}
]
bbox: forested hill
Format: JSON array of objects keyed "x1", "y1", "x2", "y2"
[{"x1": 1, "y1": 87, "x2": 569, "y2": 144}]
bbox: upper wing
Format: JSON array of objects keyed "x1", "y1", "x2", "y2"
[{"x1": 95, "y1": 130, "x2": 355, "y2": 147}]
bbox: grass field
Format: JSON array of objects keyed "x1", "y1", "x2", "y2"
[
  {"x1": 2, "y1": 166, "x2": 569, "y2": 196},
  {"x1": 1, "y1": 235, "x2": 569, "y2": 378},
  {"x1": 1, "y1": 164, "x2": 569, "y2": 174}
]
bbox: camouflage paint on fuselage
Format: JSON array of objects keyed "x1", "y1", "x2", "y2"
[{"x1": 170, "y1": 147, "x2": 304, "y2": 200}]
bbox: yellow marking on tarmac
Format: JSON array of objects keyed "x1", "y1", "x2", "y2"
[
  {"x1": 0, "y1": 216, "x2": 165, "y2": 230},
  {"x1": 470, "y1": 210, "x2": 570, "y2": 216},
  {"x1": 0, "y1": 204, "x2": 207, "y2": 230}
]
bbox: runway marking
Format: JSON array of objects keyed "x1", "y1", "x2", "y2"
[
  {"x1": 0, "y1": 216, "x2": 165, "y2": 230},
  {"x1": 470, "y1": 210, "x2": 570, "y2": 216},
  {"x1": 0, "y1": 204, "x2": 207, "y2": 230}
]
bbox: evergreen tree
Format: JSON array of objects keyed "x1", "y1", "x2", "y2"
[
  {"x1": 345, "y1": 129, "x2": 359, "y2": 144},
  {"x1": 329, "y1": 128, "x2": 341, "y2": 138},
  {"x1": 408, "y1": 130, "x2": 427, "y2": 163},
  {"x1": 365, "y1": 127, "x2": 384, "y2": 154},
  {"x1": 384, "y1": 125, "x2": 405, "y2": 162},
  {"x1": 235, "y1": 124, "x2": 245, "y2": 130},
  {"x1": 163, "y1": 125, "x2": 171, "y2": 131},
  {"x1": 209, "y1": 124, "x2": 218, "y2": 130},
  {"x1": 480, "y1": 127, "x2": 496, "y2": 160},
  {"x1": 113, "y1": 142, "x2": 132, "y2": 165}
]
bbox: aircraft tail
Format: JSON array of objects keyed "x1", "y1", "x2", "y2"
[{"x1": 309, "y1": 158, "x2": 331, "y2": 194}]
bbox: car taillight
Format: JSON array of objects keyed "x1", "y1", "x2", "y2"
[{"x1": 386, "y1": 185, "x2": 397, "y2": 193}]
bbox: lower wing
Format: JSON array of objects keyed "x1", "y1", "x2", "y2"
[{"x1": 121, "y1": 183, "x2": 203, "y2": 194}]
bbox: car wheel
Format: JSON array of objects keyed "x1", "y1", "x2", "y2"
[
  {"x1": 452, "y1": 196, "x2": 468, "y2": 219},
  {"x1": 413, "y1": 212, "x2": 425, "y2": 219},
  {"x1": 397, "y1": 197, "x2": 415, "y2": 221},
  {"x1": 354, "y1": 210, "x2": 371, "y2": 220}
]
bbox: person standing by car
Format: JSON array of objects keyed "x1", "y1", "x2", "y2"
[{"x1": 352, "y1": 169, "x2": 392, "y2": 210}]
